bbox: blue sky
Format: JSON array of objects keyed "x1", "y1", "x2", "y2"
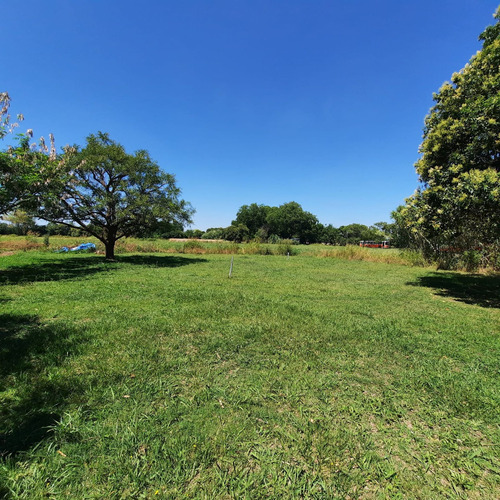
[{"x1": 3, "y1": 1, "x2": 499, "y2": 230}]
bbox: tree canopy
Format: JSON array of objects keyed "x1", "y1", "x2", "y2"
[
  {"x1": 38, "y1": 132, "x2": 194, "y2": 259},
  {"x1": 232, "y1": 203, "x2": 270, "y2": 238},
  {"x1": 230, "y1": 201, "x2": 320, "y2": 243},
  {"x1": 0, "y1": 134, "x2": 58, "y2": 215},
  {"x1": 228, "y1": 202, "x2": 391, "y2": 245},
  {"x1": 0, "y1": 93, "x2": 58, "y2": 215},
  {"x1": 266, "y1": 202, "x2": 319, "y2": 243},
  {"x1": 398, "y1": 8, "x2": 500, "y2": 257}
]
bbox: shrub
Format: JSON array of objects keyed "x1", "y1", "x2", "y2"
[
  {"x1": 399, "y1": 249, "x2": 426, "y2": 267},
  {"x1": 213, "y1": 243, "x2": 239, "y2": 254},
  {"x1": 436, "y1": 252, "x2": 460, "y2": 271},
  {"x1": 23, "y1": 234, "x2": 43, "y2": 251},
  {"x1": 182, "y1": 240, "x2": 204, "y2": 253},
  {"x1": 460, "y1": 250, "x2": 482, "y2": 272},
  {"x1": 241, "y1": 242, "x2": 261, "y2": 255},
  {"x1": 320, "y1": 245, "x2": 370, "y2": 261},
  {"x1": 136, "y1": 241, "x2": 160, "y2": 253},
  {"x1": 115, "y1": 240, "x2": 137, "y2": 253},
  {"x1": 488, "y1": 244, "x2": 500, "y2": 271},
  {"x1": 202, "y1": 229, "x2": 225, "y2": 240},
  {"x1": 276, "y1": 240, "x2": 296, "y2": 256}
]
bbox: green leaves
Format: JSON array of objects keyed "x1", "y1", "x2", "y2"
[
  {"x1": 38, "y1": 132, "x2": 194, "y2": 259},
  {"x1": 0, "y1": 135, "x2": 56, "y2": 215},
  {"x1": 400, "y1": 9, "x2": 500, "y2": 262}
]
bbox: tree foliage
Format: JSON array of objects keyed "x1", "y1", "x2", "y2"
[
  {"x1": 398, "y1": 9, "x2": 500, "y2": 257},
  {"x1": 266, "y1": 202, "x2": 319, "y2": 243},
  {"x1": 0, "y1": 135, "x2": 57, "y2": 215},
  {"x1": 335, "y1": 223, "x2": 389, "y2": 245},
  {"x1": 38, "y1": 132, "x2": 194, "y2": 259},
  {"x1": 231, "y1": 201, "x2": 321, "y2": 243},
  {"x1": 229, "y1": 201, "x2": 393, "y2": 245},
  {"x1": 1, "y1": 92, "x2": 60, "y2": 216},
  {"x1": 2, "y1": 210, "x2": 36, "y2": 235},
  {"x1": 232, "y1": 203, "x2": 270, "y2": 237}
]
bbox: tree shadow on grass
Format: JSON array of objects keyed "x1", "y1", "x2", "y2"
[
  {"x1": 116, "y1": 254, "x2": 208, "y2": 267},
  {"x1": 0, "y1": 255, "x2": 116, "y2": 286},
  {"x1": 0, "y1": 254, "x2": 207, "y2": 286},
  {"x1": 407, "y1": 272, "x2": 500, "y2": 308},
  {"x1": 0, "y1": 313, "x2": 86, "y2": 458}
]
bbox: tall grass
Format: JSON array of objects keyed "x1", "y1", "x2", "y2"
[
  {"x1": 315, "y1": 245, "x2": 428, "y2": 266},
  {"x1": 3, "y1": 236, "x2": 497, "y2": 272},
  {"x1": 0, "y1": 236, "x2": 300, "y2": 258}
]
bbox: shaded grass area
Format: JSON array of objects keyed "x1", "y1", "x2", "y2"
[
  {"x1": 0, "y1": 252, "x2": 499, "y2": 498},
  {"x1": 0, "y1": 313, "x2": 80, "y2": 457},
  {"x1": 409, "y1": 272, "x2": 500, "y2": 309},
  {"x1": 0, "y1": 253, "x2": 207, "y2": 285}
]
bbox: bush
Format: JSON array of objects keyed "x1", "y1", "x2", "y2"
[
  {"x1": 0, "y1": 223, "x2": 13, "y2": 235},
  {"x1": 276, "y1": 240, "x2": 296, "y2": 256},
  {"x1": 202, "y1": 228, "x2": 225, "y2": 240},
  {"x1": 321, "y1": 245, "x2": 370, "y2": 261},
  {"x1": 399, "y1": 249, "x2": 426, "y2": 267},
  {"x1": 182, "y1": 240, "x2": 204, "y2": 253},
  {"x1": 241, "y1": 242, "x2": 261, "y2": 255},
  {"x1": 460, "y1": 250, "x2": 482, "y2": 272},
  {"x1": 436, "y1": 252, "x2": 460, "y2": 271},
  {"x1": 23, "y1": 234, "x2": 43, "y2": 251},
  {"x1": 213, "y1": 243, "x2": 239, "y2": 254},
  {"x1": 240, "y1": 242, "x2": 272, "y2": 255},
  {"x1": 488, "y1": 244, "x2": 500, "y2": 271},
  {"x1": 136, "y1": 241, "x2": 159, "y2": 253}
]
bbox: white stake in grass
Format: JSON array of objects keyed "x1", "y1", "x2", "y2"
[{"x1": 229, "y1": 255, "x2": 234, "y2": 278}]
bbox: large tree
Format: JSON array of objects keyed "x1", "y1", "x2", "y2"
[
  {"x1": 399, "y1": 8, "x2": 500, "y2": 256},
  {"x1": 267, "y1": 201, "x2": 320, "y2": 243},
  {"x1": 39, "y1": 132, "x2": 194, "y2": 259},
  {"x1": 232, "y1": 203, "x2": 271, "y2": 238},
  {"x1": 340, "y1": 223, "x2": 389, "y2": 245}
]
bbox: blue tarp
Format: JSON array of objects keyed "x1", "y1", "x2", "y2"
[
  {"x1": 71, "y1": 243, "x2": 96, "y2": 251},
  {"x1": 57, "y1": 243, "x2": 96, "y2": 253}
]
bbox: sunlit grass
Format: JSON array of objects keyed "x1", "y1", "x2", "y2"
[
  {"x1": 0, "y1": 235, "x2": 431, "y2": 267},
  {"x1": 1, "y1": 251, "x2": 499, "y2": 498}
]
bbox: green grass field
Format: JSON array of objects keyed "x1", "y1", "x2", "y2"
[{"x1": 1, "y1": 250, "x2": 499, "y2": 498}]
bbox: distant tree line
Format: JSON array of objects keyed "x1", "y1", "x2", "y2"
[
  {"x1": 1, "y1": 202, "x2": 405, "y2": 247},
  {"x1": 178, "y1": 202, "x2": 403, "y2": 246},
  {"x1": 206, "y1": 201, "x2": 402, "y2": 245}
]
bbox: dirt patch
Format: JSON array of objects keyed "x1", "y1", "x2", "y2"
[{"x1": 0, "y1": 251, "x2": 17, "y2": 257}]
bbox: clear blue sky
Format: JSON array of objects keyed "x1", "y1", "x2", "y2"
[{"x1": 3, "y1": 1, "x2": 499, "y2": 230}]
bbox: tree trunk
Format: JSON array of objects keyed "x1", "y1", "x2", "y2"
[{"x1": 104, "y1": 239, "x2": 115, "y2": 260}]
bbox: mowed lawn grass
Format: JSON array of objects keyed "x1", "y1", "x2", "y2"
[{"x1": 0, "y1": 252, "x2": 499, "y2": 499}]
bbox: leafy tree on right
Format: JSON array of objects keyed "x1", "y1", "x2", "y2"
[{"x1": 397, "y1": 8, "x2": 500, "y2": 264}]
